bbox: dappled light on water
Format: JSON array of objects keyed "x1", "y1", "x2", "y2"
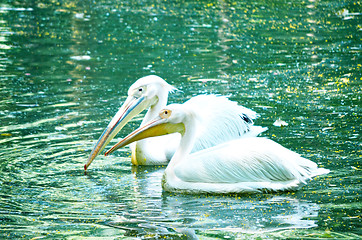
[{"x1": 0, "y1": 0, "x2": 360, "y2": 239}]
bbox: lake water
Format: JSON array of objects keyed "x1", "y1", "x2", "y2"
[{"x1": 0, "y1": 0, "x2": 361, "y2": 239}]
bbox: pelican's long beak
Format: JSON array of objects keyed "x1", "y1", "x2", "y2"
[
  {"x1": 84, "y1": 96, "x2": 147, "y2": 170},
  {"x1": 105, "y1": 117, "x2": 185, "y2": 156}
]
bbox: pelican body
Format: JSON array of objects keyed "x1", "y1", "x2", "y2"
[
  {"x1": 85, "y1": 75, "x2": 265, "y2": 170},
  {"x1": 106, "y1": 104, "x2": 330, "y2": 194}
]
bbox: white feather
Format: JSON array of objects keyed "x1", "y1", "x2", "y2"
[
  {"x1": 184, "y1": 95, "x2": 265, "y2": 153},
  {"x1": 128, "y1": 76, "x2": 266, "y2": 165},
  {"x1": 86, "y1": 76, "x2": 267, "y2": 169},
  {"x1": 155, "y1": 104, "x2": 330, "y2": 194}
]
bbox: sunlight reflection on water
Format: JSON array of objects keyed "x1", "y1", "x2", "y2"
[{"x1": 0, "y1": 0, "x2": 360, "y2": 239}]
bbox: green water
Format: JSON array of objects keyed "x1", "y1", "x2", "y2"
[{"x1": 0, "y1": 0, "x2": 361, "y2": 239}]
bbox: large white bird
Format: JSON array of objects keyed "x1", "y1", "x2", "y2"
[
  {"x1": 84, "y1": 75, "x2": 265, "y2": 170},
  {"x1": 105, "y1": 104, "x2": 330, "y2": 194}
]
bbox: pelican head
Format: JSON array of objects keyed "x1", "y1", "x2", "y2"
[
  {"x1": 84, "y1": 75, "x2": 177, "y2": 170},
  {"x1": 105, "y1": 104, "x2": 187, "y2": 156}
]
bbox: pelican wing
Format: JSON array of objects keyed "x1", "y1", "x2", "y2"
[
  {"x1": 174, "y1": 138, "x2": 324, "y2": 185},
  {"x1": 183, "y1": 95, "x2": 265, "y2": 153}
]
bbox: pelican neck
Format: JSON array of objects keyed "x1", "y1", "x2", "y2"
[
  {"x1": 141, "y1": 91, "x2": 169, "y2": 126},
  {"x1": 166, "y1": 110, "x2": 197, "y2": 169}
]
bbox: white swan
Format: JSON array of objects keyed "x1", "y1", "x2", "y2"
[
  {"x1": 105, "y1": 104, "x2": 329, "y2": 194},
  {"x1": 85, "y1": 75, "x2": 265, "y2": 170}
]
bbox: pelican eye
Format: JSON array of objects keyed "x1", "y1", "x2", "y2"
[
  {"x1": 160, "y1": 109, "x2": 172, "y2": 119},
  {"x1": 134, "y1": 86, "x2": 145, "y2": 97}
]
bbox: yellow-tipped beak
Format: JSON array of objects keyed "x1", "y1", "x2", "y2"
[
  {"x1": 84, "y1": 96, "x2": 146, "y2": 170},
  {"x1": 105, "y1": 117, "x2": 185, "y2": 156}
]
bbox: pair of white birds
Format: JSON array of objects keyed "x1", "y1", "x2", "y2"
[{"x1": 84, "y1": 75, "x2": 329, "y2": 194}]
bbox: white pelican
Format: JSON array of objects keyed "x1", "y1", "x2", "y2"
[
  {"x1": 105, "y1": 104, "x2": 330, "y2": 194},
  {"x1": 84, "y1": 75, "x2": 265, "y2": 170}
]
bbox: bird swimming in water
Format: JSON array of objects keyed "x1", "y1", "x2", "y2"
[
  {"x1": 105, "y1": 103, "x2": 329, "y2": 194},
  {"x1": 85, "y1": 75, "x2": 265, "y2": 170}
]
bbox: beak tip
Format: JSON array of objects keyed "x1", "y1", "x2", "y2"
[{"x1": 84, "y1": 164, "x2": 87, "y2": 171}]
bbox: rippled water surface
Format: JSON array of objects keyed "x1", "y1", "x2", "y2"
[{"x1": 0, "y1": 0, "x2": 361, "y2": 239}]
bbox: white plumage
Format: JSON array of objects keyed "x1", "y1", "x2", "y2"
[
  {"x1": 106, "y1": 104, "x2": 329, "y2": 194},
  {"x1": 85, "y1": 75, "x2": 265, "y2": 169},
  {"x1": 182, "y1": 95, "x2": 263, "y2": 153}
]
